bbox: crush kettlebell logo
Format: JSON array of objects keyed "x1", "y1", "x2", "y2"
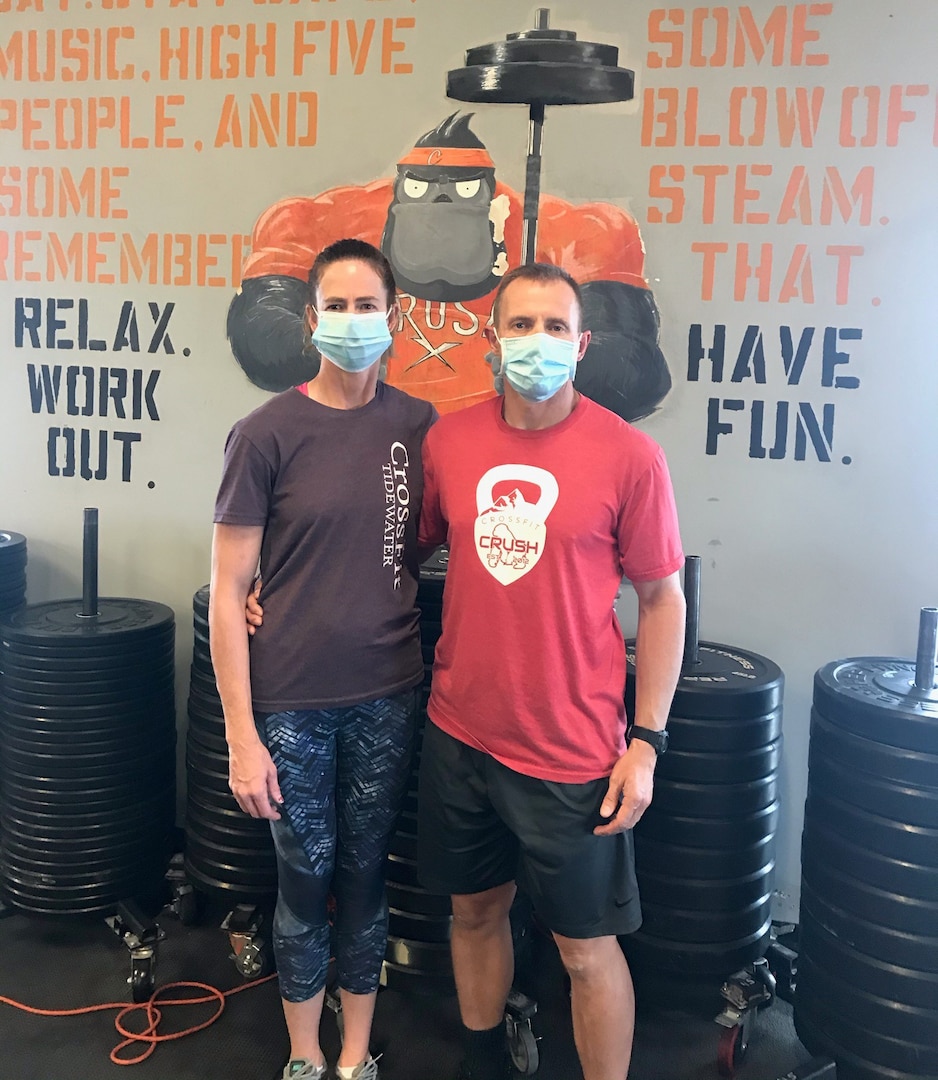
[{"x1": 474, "y1": 464, "x2": 559, "y2": 585}]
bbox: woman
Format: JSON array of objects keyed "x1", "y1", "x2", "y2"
[{"x1": 210, "y1": 238, "x2": 436, "y2": 1080}]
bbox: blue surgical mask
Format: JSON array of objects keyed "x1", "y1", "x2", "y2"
[
  {"x1": 310, "y1": 310, "x2": 392, "y2": 373},
  {"x1": 496, "y1": 332, "x2": 579, "y2": 402}
]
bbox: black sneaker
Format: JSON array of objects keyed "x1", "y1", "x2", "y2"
[{"x1": 453, "y1": 1054, "x2": 513, "y2": 1080}]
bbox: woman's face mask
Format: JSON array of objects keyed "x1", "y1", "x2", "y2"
[{"x1": 310, "y1": 310, "x2": 392, "y2": 373}]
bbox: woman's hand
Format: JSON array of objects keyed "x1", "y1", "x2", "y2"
[{"x1": 228, "y1": 736, "x2": 283, "y2": 820}]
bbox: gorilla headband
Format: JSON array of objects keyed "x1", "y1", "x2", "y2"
[{"x1": 397, "y1": 147, "x2": 495, "y2": 169}]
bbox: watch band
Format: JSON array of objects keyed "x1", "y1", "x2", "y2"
[{"x1": 628, "y1": 724, "x2": 669, "y2": 755}]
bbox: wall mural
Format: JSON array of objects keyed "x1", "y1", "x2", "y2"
[
  {"x1": 2, "y1": 2, "x2": 933, "y2": 484},
  {"x1": 227, "y1": 11, "x2": 672, "y2": 421}
]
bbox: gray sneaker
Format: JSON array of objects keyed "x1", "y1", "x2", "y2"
[
  {"x1": 337, "y1": 1056, "x2": 380, "y2": 1080},
  {"x1": 281, "y1": 1061, "x2": 327, "y2": 1080}
]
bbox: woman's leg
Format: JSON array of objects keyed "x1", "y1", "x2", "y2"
[
  {"x1": 332, "y1": 690, "x2": 417, "y2": 1070},
  {"x1": 261, "y1": 708, "x2": 339, "y2": 1070}
]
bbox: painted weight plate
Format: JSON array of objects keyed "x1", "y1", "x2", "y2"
[
  {"x1": 447, "y1": 62, "x2": 633, "y2": 106},
  {"x1": 465, "y1": 36, "x2": 619, "y2": 68}
]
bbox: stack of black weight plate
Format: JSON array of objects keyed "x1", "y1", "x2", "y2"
[
  {"x1": 384, "y1": 549, "x2": 455, "y2": 993},
  {"x1": 183, "y1": 585, "x2": 277, "y2": 901},
  {"x1": 0, "y1": 532, "x2": 27, "y2": 615},
  {"x1": 623, "y1": 638, "x2": 783, "y2": 1004},
  {"x1": 795, "y1": 651, "x2": 938, "y2": 1080},
  {"x1": 0, "y1": 598, "x2": 176, "y2": 915}
]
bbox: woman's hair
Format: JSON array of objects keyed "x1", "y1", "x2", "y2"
[{"x1": 307, "y1": 238, "x2": 397, "y2": 308}]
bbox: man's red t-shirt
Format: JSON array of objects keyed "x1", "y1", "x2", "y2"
[{"x1": 418, "y1": 395, "x2": 684, "y2": 783}]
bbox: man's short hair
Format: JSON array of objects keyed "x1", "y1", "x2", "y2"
[
  {"x1": 308, "y1": 238, "x2": 397, "y2": 309},
  {"x1": 491, "y1": 262, "x2": 584, "y2": 329}
]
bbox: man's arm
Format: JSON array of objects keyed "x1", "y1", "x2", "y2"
[
  {"x1": 209, "y1": 523, "x2": 283, "y2": 820},
  {"x1": 594, "y1": 571, "x2": 685, "y2": 836}
]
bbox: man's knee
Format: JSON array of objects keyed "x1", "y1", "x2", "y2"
[
  {"x1": 552, "y1": 933, "x2": 623, "y2": 981},
  {"x1": 451, "y1": 881, "x2": 517, "y2": 934}
]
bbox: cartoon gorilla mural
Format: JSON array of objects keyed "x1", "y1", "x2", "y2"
[{"x1": 227, "y1": 113, "x2": 670, "y2": 420}]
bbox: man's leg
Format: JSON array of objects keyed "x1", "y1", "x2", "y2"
[
  {"x1": 450, "y1": 880, "x2": 517, "y2": 1029},
  {"x1": 552, "y1": 933, "x2": 636, "y2": 1080},
  {"x1": 417, "y1": 725, "x2": 519, "y2": 1079}
]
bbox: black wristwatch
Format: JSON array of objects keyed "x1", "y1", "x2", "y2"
[{"x1": 628, "y1": 724, "x2": 669, "y2": 755}]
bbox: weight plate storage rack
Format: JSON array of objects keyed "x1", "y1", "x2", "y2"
[
  {"x1": 795, "y1": 606, "x2": 938, "y2": 1080},
  {"x1": 623, "y1": 556, "x2": 783, "y2": 1001},
  {"x1": 0, "y1": 509, "x2": 175, "y2": 916},
  {"x1": 183, "y1": 584, "x2": 278, "y2": 903},
  {"x1": 384, "y1": 548, "x2": 455, "y2": 994},
  {"x1": 0, "y1": 531, "x2": 27, "y2": 617}
]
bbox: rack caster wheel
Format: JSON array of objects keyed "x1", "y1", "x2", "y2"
[
  {"x1": 106, "y1": 900, "x2": 165, "y2": 1004},
  {"x1": 232, "y1": 938, "x2": 273, "y2": 979},
  {"x1": 165, "y1": 854, "x2": 202, "y2": 926},
  {"x1": 129, "y1": 947, "x2": 156, "y2": 1004},
  {"x1": 508, "y1": 1024, "x2": 538, "y2": 1075},
  {"x1": 222, "y1": 903, "x2": 275, "y2": 980},
  {"x1": 170, "y1": 884, "x2": 201, "y2": 926},
  {"x1": 505, "y1": 987, "x2": 539, "y2": 1075},
  {"x1": 325, "y1": 986, "x2": 345, "y2": 1039},
  {"x1": 718, "y1": 1022, "x2": 749, "y2": 1079}
]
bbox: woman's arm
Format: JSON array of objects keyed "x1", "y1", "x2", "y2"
[{"x1": 209, "y1": 523, "x2": 283, "y2": 820}]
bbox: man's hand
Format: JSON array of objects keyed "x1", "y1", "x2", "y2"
[
  {"x1": 593, "y1": 740, "x2": 657, "y2": 836},
  {"x1": 245, "y1": 579, "x2": 263, "y2": 636},
  {"x1": 228, "y1": 737, "x2": 283, "y2": 820}
]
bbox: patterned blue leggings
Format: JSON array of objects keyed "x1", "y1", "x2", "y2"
[{"x1": 256, "y1": 689, "x2": 417, "y2": 1002}]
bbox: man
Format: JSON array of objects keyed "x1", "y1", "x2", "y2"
[{"x1": 416, "y1": 262, "x2": 685, "y2": 1080}]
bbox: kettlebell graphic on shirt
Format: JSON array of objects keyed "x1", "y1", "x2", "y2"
[{"x1": 474, "y1": 465, "x2": 559, "y2": 586}]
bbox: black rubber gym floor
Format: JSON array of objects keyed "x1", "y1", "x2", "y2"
[{"x1": 0, "y1": 901, "x2": 813, "y2": 1080}]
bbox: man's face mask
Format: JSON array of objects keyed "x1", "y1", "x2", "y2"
[{"x1": 494, "y1": 331, "x2": 579, "y2": 402}]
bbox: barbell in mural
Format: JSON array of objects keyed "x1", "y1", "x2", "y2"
[{"x1": 227, "y1": 10, "x2": 672, "y2": 422}]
